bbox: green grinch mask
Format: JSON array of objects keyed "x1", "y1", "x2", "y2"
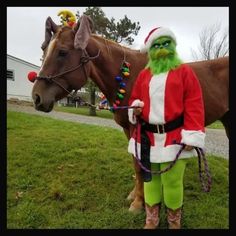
[{"x1": 146, "y1": 36, "x2": 182, "y2": 75}]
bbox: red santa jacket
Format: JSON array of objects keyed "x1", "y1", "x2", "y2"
[{"x1": 128, "y1": 64, "x2": 205, "y2": 163}]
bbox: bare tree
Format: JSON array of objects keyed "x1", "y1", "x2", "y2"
[{"x1": 191, "y1": 23, "x2": 229, "y2": 60}]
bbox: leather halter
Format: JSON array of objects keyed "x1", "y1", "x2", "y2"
[{"x1": 36, "y1": 49, "x2": 100, "y2": 95}]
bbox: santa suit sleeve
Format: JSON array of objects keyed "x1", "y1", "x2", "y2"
[
  {"x1": 181, "y1": 65, "x2": 205, "y2": 148},
  {"x1": 128, "y1": 70, "x2": 145, "y2": 124}
]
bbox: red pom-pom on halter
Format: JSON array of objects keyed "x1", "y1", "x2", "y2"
[{"x1": 27, "y1": 71, "x2": 37, "y2": 83}]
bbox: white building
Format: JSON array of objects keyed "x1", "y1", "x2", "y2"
[{"x1": 7, "y1": 54, "x2": 40, "y2": 101}]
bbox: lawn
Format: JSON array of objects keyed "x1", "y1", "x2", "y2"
[
  {"x1": 54, "y1": 105, "x2": 114, "y2": 119},
  {"x1": 7, "y1": 111, "x2": 228, "y2": 229},
  {"x1": 207, "y1": 120, "x2": 224, "y2": 129},
  {"x1": 54, "y1": 105, "x2": 224, "y2": 129}
]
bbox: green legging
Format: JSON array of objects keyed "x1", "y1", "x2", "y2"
[{"x1": 144, "y1": 159, "x2": 187, "y2": 210}]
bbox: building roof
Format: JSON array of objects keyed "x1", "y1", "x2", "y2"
[{"x1": 7, "y1": 54, "x2": 40, "y2": 70}]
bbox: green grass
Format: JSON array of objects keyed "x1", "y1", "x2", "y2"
[
  {"x1": 7, "y1": 111, "x2": 228, "y2": 229},
  {"x1": 207, "y1": 120, "x2": 224, "y2": 129},
  {"x1": 54, "y1": 105, "x2": 114, "y2": 119},
  {"x1": 55, "y1": 105, "x2": 224, "y2": 129}
]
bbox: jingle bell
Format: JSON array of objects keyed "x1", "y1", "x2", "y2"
[
  {"x1": 115, "y1": 100, "x2": 121, "y2": 105},
  {"x1": 123, "y1": 72, "x2": 130, "y2": 77},
  {"x1": 119, "y1": 89, "x2": 126, "y2": 94},
  {"x1": 122, "y1": 67, "x2": 129, "y2": 72},
  {"x1": 119, "y1": 82, "x2": 126, "y2": 88},
  {"x1": 123, "y1": 62, "x2": 131, "y2": 67},
  {"x1": 117, "y1": 93, "x2": 124, "y2": 100},
  {"x1": 115, "y1": 76, "x2": 123, "y2": 82}
]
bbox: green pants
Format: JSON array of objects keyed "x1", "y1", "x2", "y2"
[{"x1": 144, "y1": 159, "x2": 187, "y2": 210}]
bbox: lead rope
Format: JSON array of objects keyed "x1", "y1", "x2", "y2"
[
  {"x1": 195, "y1": 147, "x2": 212, "y2": 192},
  {"x1": 134, "y1": 119, "x2": 212, "y2": 192},
  {"x1": 71, "y1": 91, "x2": 140, "y2": 111}
]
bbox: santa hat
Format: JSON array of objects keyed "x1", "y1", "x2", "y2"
[{"x1": 140, "y1": 27, "x2": 177, "y2": 53}]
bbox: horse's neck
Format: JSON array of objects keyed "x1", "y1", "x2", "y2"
[
  {"x1": 87, "y1": 36, "x2": 127, "y2": 103},
  {"x1": 87, "y1": 36, "x2": 147, "y2": 105}
]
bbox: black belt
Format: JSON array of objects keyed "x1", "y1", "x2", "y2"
[{"x1": 140, "y1": 115, "x2": 184, "y2": 134}]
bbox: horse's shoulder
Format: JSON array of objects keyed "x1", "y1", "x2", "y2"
[
  {"x1": 172, "y1": 64, "x2": 194, "y2": 77},
  {"x1": 178, "y1": 63, "x2": 192, "y2": 71}
]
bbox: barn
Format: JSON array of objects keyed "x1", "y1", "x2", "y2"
[{"x1": 7, "y1": 54, "x2": 40, "y2": 101}]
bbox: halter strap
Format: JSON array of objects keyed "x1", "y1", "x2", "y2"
[{"x1": 36, "y1": 49, "x2": 100, "y2": 95}]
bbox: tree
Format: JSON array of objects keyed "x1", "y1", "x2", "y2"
[
  {"x1": 191, "y1": 23, "x2": 229, "y2": 61},
  {"x1": 106, "y1": 15, "x2": 141, "y2": 45},
  {"x1": 77, "y1": 7, "x2": 140, "y2": 45},
  {"x1": 76, "y1": 7, "x2": 140, "y2": 116}
]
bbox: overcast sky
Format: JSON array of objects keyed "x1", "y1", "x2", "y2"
[{"x1": 7, "y1": 7, "x2": 228, "y2": 66}]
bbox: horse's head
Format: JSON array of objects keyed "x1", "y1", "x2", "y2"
[{"x1": 32, "y1": 15, "x2": 94, "y2": 112}]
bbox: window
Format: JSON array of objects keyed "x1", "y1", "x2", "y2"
[{"x1": 7, "y1": 69, "x2": 15, "y2": 81}]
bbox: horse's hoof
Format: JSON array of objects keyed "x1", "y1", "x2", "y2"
[
  {"x1": 126, "y1": 191, "x2": 135, "y2": 201},
  {"x1": 128, "y1": 205, "x2": 143, "y2": 214},
  {"x1": 128, "y1": 201, "x2": 143, "y2": 214}
]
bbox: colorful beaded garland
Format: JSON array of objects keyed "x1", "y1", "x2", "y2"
[{"x1": 110, "y1": 61, "x2": 131, "y2": 112}]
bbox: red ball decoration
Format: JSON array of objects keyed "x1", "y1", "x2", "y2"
[
  {"x1": 68, "y1": 21, "x2": 75, "y2": 27},
  {"x1": 27, "y1": 71, "x2": 37, "y2": 83}
]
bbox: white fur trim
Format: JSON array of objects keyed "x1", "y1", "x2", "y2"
[
  {"x1": 181, "y1": 129, "x2": 205, "y2": 148},
  {"x1": 128, "y1": 99, "x2": 144, "y2": 124},
  {"x1": 128, "y1": 137, "x2": 197, "y2": 163},
  {"x1": 141, "y1": 27, "x2": 177, "y2": 53},
  {"x1": 148, "y1": 73, "x2": 168, "y2": 124}
]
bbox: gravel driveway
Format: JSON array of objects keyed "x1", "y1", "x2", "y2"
[{"x1": 7, "y1": 103, "x2": 229, "y2": 159}]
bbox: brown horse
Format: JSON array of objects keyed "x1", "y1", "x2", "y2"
[{"x1": 32, "y1": 15, "x2": 229, "y2": 213}]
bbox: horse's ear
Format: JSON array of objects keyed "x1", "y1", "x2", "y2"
[
  {"x1": 74, "y1": 14, "x2": 94, "y2": 50},
  {"x1": 41, "y1": 17, "x2": 59, "y2": 51}
]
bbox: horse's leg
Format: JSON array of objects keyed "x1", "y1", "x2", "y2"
[
  {"x1": 126, "y1": 172, "x2": 136, "y2": 201},
  {"x1": 128, "y1": 156, "x2": 144, "y2": 213},
  {"x1": 123, "y1": 127, "x2": 144, "y2": 213},
  {"x1": 219, "y1": 111, "x2": 229, "y2": 139}
]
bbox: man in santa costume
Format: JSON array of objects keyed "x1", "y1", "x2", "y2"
[{"x1": 128, "y1": 27, "x2": 205, "y2": 229}]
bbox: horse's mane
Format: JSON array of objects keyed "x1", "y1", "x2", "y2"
[
  {"x1": 60, "y1": 26, "x2": 140, "y2": 53},
  {"x1": 91, "y1": 34, "x2": 140, "y2": 53}
]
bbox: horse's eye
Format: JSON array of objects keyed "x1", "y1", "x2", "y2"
[{"x1": 58, "y1": 50, "x2": 68, "y2": 57}]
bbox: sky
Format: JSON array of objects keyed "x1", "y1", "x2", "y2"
[{"x1": 7, "y1": 7, "x2": 229, "y2": 66}]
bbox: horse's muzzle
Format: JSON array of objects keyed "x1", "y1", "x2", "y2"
[{"x1": 33, "y1": 94, "x2": 54, "y2": 112}]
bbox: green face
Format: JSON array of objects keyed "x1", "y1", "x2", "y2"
[{"x1": 148, "y1": 36, "x2": 176, "y2": 60}]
